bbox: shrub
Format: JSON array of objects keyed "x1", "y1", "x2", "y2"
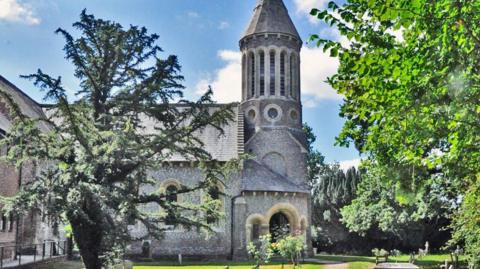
[
  {"x1": 274, "y1": 235, "x2": 305, "y2": 268},
  {"x1": 372, "y1": 248, "x2": 389, "y2": 257},
  {"x1": 247, "y1": 234, "x2": 274, "y2": 269}
]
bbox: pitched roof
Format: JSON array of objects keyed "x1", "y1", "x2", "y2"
[
  {"x1": 241, "y1": 159, "x2": 309, "y2": 193},
  {"x1": 242, "y1": 0, "x2": 301, "y2": 39},
  {"x1": 136, "y1": 105, "x2": 240, "y2": 162},
  {"x1": 0, "y1": 75, "x2": 50, "y2": 132}
]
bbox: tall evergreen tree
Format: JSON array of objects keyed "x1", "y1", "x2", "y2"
[
  {"x1": 0, "y1": 11, "x2": 239, "y2": 269},
  {"x1": 303, "y1": 123, "x2": 327, "y2": 187}
]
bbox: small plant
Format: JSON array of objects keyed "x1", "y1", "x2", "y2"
[
  {"x1": 391, "y1": 249, "x2": 401, "y2": 257},
  {"x1": 247, "y1": 234, "x2": 274, "y2": 269},
  {"x1": 372, "y1": 248, "x2": 389, "y2": 264},
  {"x1": 275, "y1": 235, "x2": 305, "y2": 268}
]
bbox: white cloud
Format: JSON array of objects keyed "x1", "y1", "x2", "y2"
[
  {"x1": 300, "y1": 46, "x2": 342, "y2": 105},
  {"x1": 339, "y1": 158, "x2": 361, "y2": 171},
  {"x1": 195, "y1": 50, "x2": 242, "y2": 103},
  {"x1": 195, "y1": 46, "x2": 342, "y2": 106},
  {"x1": 218, "y1": 21, "x2": 230, "y2": 30},
  {"x1": 293, "y1": 0, "x2": 329, "y2": 24},
  {"x1": 187, "y1": 11, "x2": 200, "y2": 18},
  {"x1": 0, "y1": 0, "x2": 40, "y2": 25}
]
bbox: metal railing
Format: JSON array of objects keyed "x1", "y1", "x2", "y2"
[{"x1": 0, "y1": 240, "x2": 67, "y2": 268}]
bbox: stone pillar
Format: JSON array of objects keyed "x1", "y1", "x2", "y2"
[{"x1": 232, "y1": 197, "x2": 247, "y2": 259}]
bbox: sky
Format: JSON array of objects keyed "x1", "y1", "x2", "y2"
[{"x1": 0, "y1": 0, "x2": 360, "y2": 168}]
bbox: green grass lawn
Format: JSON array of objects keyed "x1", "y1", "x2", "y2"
[
  {"x1": 316, "y1": 254, "x2": 467, "y2": 268},
  {"x1": 32, "y1": 260, "x2": 324, "y2": 269},
  {"x1": 134, "y1": 263, "x2": 324, "y2": 269},
  {"x1": 347, "y1": 262, "x2": 375, "y2": 269},
  {"x1": 31, "y1": 254, "x2": 467, "y2": 269}
]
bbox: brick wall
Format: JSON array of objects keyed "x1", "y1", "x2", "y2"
[{"x1": 0, "y1": 161, "x2": 19, "y2": 246}]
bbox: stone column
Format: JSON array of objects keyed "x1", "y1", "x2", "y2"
[{"x1": 232, "y1": 197, "x2": 247, "y2": 259}]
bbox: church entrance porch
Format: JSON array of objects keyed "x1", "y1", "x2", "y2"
[
  {"x1": 269, "y1": 212, "x2": 290, "y2": 242},
  {"x1": 245, "y1": 202, "x2": 307, "y2": 244}
]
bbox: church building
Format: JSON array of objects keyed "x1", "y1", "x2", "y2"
[
  {"x1": 127, "y1": 0, "x2": 312, "y2": 259},
  {"x1": 0, "y1": 0, "x2": 312, "y2": 260}
]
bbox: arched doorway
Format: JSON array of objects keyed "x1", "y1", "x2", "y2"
[{"x1": 269, "y1": 212, "x2": 290, "y2": 242}]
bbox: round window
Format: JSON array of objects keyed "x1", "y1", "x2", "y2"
[
  {"x1": 290, "y1": 110, "x2": 299, "y2": 121},
  {"x1": 267, "y1": 108, "x2": 279, "y2": 119},
  {"x1": 247, "y1": 109, "x2": 256, "y2": 121},
  {"x1": 263, "y1": 104, "x2": 283, "y2": 122}
]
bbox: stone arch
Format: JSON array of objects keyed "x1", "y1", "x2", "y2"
[
  {"x1": 160, "y1": 179, "x2": 183, "y2": 202},
  {"x1": 299, "y1": 216, "x2": 307, "y2": 235},
  {"x1": 262, "y1": 151, "x2": 286, "y2": 176},
  {"x1": 265, "y1": 203, "x2": 301, "y2": 234},
  {"x1": 161, "y1": 179, "x2": 182, "y2": 190},
  {"x1": 245, "y1": 214, "x2": 267, "y2": 243},
  {"x1": 159, "y1": 179, "x2": 183, "y2": 227}
]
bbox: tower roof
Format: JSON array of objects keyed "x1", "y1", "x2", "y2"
[{"x1": 242, "y1": 0, "x2": 300, "y2": 40}]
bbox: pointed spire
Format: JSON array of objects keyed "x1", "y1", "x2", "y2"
[{"x1": 242, "y1": 0, "x2": 300, "y2": 40}]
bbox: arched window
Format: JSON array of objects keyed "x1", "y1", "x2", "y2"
[
  {"x1": 280, "y1": 52, "x2": 286, "y2": 96},
  {"x1": 259, "y1": 51, "x2": 265, "y2": 96},
  {"x1": 251, "y1": 220, "x2": 261, "y2": 242},
  {"x1": 290, "y1": 54, "x2": 296, "y2": 99},
  {"x1": 269, "y1": 50, "x2": 276, "y2": 96},
  {"x1": 165, "y1": 185, "x2": 178, "y2": 225},
  {"x1": 249, "y1": 52, "x2": 255, "y2": 98}
]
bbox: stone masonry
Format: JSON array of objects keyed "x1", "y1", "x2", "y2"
[{"x1": 0, "y1": 0, "x2": 312, "y2": 261}]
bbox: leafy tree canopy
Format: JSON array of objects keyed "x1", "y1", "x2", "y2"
[
  {"x1": 0, "y1": 10, "x2": 240, "y2": 269},
  {"x1": 310, "y1": 0, "x2": 480, "y2": 265}
]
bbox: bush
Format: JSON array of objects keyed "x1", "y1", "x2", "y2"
[
  {"x1": 372, "y1": 248, "x2": 389, "y2": 257},
  {"x1": 274, "y1": 235, "x2": 305, "y2": 268},
  {"x1": 247, "y1": 234, "x2": 274, "y2": 269}
]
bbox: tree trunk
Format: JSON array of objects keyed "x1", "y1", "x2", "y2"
[
  {"x1": 67, "y1": 236, "x2": 74, "y2": 260},
  {"x1": 70, "y1": 218, "x2": 104, "y2": 269}
]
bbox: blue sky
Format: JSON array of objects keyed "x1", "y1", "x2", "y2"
[{"x1": 0, "y1": 0, "x2": 360, "y2": 166}]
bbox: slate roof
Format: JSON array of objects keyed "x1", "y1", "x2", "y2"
[
  {"x1": 0, "y1": 75, "x2": 50, "y2": 132},
  {"x1": 241, "y1": 159, "x2": 309, "y2": 193},
  {"x1": 127, "y1": 105, "x2": 240, "y2": 162},
  {"x1": 242, "y1": 0, "x2": 301, "y2": 39}
]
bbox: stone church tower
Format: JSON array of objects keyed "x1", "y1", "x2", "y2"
[
  {"x1": 240, "y1": 0, "x2": 305, "y2": 185},
  {"x1": 232, "y1": 0, "x2": 312, "y2": 258}
]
